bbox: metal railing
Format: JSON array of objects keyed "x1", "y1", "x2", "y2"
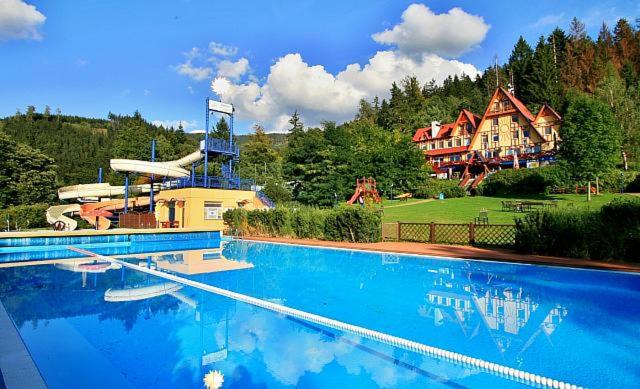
[
  {"x1": 204, "y1": 138, "x2": 240, "y2": 157},
  {"x1": 162, "y1": 175, "x2": 254, "y2": 190}
]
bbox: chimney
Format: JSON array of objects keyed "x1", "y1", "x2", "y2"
[{"x1": 431, "y1": 121, "x2": 441, "y2": 139}]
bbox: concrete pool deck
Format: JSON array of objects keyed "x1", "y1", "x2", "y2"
[{"x1": 242, "y1": 236, "x2": 640, "y2": 273}]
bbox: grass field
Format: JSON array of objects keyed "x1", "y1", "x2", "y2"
[{"x1": 381, "y1": 193, "x2": 632, "y2": 224}]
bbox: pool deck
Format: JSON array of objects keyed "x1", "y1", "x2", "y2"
[{"x1": 242, "y1": 236, "x2": 640, "y2": 273}]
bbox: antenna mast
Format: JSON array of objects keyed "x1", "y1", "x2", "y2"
[{"x1": 494, "y1": 55, "x2": 499, "y2": 88}]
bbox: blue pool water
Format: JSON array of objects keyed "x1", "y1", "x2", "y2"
[{"x1": 0, "y1": 239, "x2": 638, "y2": 388}]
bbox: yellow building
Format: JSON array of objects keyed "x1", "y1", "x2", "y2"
[
  {"x1": 413, "y1": 87, "x2": 562, "y2": 171},
  {"x1": 154, "y1": 188, "x2": 267, "y2": 230}
]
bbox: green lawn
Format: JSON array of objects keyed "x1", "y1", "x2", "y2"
[{"x1": 381, "y1": 193, "x2": 632, "y2": 224}]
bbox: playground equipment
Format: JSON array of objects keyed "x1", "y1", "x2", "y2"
[
  {"x1": 347, "y1": 177, "x2": 382, "y2": 205},
  {"x1": 46, "y1": 99, "x2": 268, "y2": 231}
]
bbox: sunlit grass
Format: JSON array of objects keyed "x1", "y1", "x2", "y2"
[{"x1": 380, "y1": 193, "x2": 632, "y2": 224}]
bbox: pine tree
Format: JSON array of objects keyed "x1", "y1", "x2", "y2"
[
  {"x1": 563, "y1": 18, "x2": 596, "y2": 92},
  {"x1": 526, "y1": 36, "x2": 562, "y2": 107},
  {"x1": 508, "y1": 36, "x2": 534, "y2": 103},
  {"x1": 288, "y1": 110, "x2": 303, "y2": 134}
]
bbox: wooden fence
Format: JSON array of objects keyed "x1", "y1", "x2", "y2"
[
  {"x1": 382, "y1": 222, "x2": 516, "y2": 247},
  {"x1": 119, "y1": 213, "x2": 157, "y2": 229}
]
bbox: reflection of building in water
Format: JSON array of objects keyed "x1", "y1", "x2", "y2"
[
  {"x1": 132, "y1": 248, "x2": 254, "y2": 276},
  {"x1": 423, "y1": 267, "x2": 567, "y2": 356}
]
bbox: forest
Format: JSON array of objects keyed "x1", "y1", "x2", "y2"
[{"x1": 0, "y1": 17, "x2": 639, "y2": 208}]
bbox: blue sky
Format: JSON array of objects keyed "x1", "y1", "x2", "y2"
[{"x1": 1, "y1": 0, "x2": 638, "y2": 134}]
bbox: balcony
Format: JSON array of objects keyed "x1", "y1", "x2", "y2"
[{"x1": 200, "y1": 138, "x2": 240, "y2": 157}]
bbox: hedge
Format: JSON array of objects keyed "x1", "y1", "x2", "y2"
[
  {"x1": 223, "y1": 205, "x2": 381, "y2": 243},
  {"x1": 0, "y1": 203, "x2": 50, "y2": 230},
  {"x1": 514, "y1": 197, "x2": 640, "y2": 262},
  {"x1": 480, "y1": 166, "x2": 638, "y2": 196},
  {"x1": 415, "y1": 179, "x2": 466, "y2": 199}
]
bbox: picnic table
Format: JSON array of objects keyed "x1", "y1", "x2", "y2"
[{"x1": 501, "y1": 200, "x2": 558, "y2": 212}]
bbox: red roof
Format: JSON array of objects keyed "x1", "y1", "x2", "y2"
[
  {"x1": 425, "y1": 146, "x2": 468, "y2": 157},
  {"x1": 499, "y1": 87, "x2": 535, "y2": 122},
  {"x1": 412, "y1": 123, "x2": 455, "y2": 142}
]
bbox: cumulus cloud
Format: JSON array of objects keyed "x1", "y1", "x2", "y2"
[
  {"x1": 372, "y1": 3, "x2": 489, "y2": 58},
  {"x1": 209, "y1": 41, "x2": 238, "y2": 57},
  {"x1": 0, "y1": 0, "x2": 46, "y2": 41},
  {"x1": 212, "y1": 50, "x2": 480, "y2": 131},
  {"x1": 207, "y1": 4, "x2": 488, "y2": 131},
  {"x1": 175, "y1": 61, "x2": 212, "y2": 81},
  {"x1": 216, "y1": 57, "x2": 250, "y2": 81}
]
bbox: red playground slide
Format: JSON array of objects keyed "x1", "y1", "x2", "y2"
[{"x1": 347, "y1": 177, "x2": 381, "y2": 205}]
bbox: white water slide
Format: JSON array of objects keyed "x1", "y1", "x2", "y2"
[
  {"x1": 48, "y1": 150, "x2": 203, "y2": 229},
  {"x1": 57, "y1": 150, "x2": 202, "y2": 201}
]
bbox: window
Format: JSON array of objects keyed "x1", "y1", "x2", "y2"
[
  {"x1": 430, "y1": 142, "x2": 436, "y2": 150},
  {"x1": 455, "y1": 138, "x2": 462, "y2": 147},
  {"x1": 492, "y1": 134, "x2": 499, "y2": 142},
  {"x1": 481, "y1": 134, "x2": 489, "y2": 143},
  {"x1": 204, "y1": 201, "x2": 224, "y2": 220},
  {"x1": 492, "y1": 118, "x2": 499, "y2": 126},
  {"x1": 523, "y1": 130, "x2": 530, "y2": 138},
  {"x1": 452, "y1": 155, "x2": 461, "y2": 161},
  {"x1": 465, "y1": 138, "x2": 471, "y2": 145},
  {"x1": 447, "y1": 140, "x2": 453, "y2": 148},
  {"x1": 511, "y1": 114, "x2": 519, "y2": 123},
  {"x1": 438, "y1": 141, "x2": 444, "y2": 148},
  {"x1": 512, "y1": 130, "x2": 519, "y2": 139},
  {"x1": 466, "y1": 123, "x2": 473, "y2": 132},
  {"x1": 545, "y1": 127, "x2": 552, "y2": 135}
]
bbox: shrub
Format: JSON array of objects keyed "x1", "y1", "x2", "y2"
[
  {"x1": 597, "y1": 170, "x2": 638, "y2": 193},
  {"x1": 515, "y1": 197, "x2": 640, "y2": 262},
  {"x1": 480, "y1": 166, "x2": 572, "y2": 196},
  {"x1": 290, "y1": 207, "x2": 325, "y2": 239},
  {"x1": 222, "y1": 205, "x2": 381, "y2": 243},
  {"x1": 0, "y1": 203, "x2": 50, "y2": 230},
  {"x1": 415, "y1": 179, "x2": 465, "y2": 199},
  {"x1": 323, "y1": 206, "x2": 381, "y2": 243}
]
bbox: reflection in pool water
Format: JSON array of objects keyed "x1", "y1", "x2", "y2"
[{"x1": 0, "y1": 240, "x2": 638, "y2": 388}]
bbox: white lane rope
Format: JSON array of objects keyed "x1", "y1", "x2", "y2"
[{"x1": 68, "y1": 246, "x2": 582, "y2": 389}]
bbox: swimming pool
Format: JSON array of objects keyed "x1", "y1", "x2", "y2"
[{"x1": 0, "y1": 238, "x2": 638, "y2": 388}]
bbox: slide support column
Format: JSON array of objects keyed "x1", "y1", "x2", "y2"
[
  {"x1": 124, "y1": 173, "x2": 129, "y2": 214},
  {"x1": 204, "y1": 98, "x2": 209, "y2": 188},
  {"x1": 149, "y1": 139, "x2": 156, "y2": 213}
]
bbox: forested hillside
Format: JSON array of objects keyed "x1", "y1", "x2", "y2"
[{"x1": 1, "y1": 108, "x2": 200, "y2": 186}]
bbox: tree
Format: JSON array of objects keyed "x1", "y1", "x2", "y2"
[
  {"x1": 238, "y1": 124, "x2": 281, "y2": 184},
  {"x1": 212, "y1": 117, "x2": 230, "y2": 141},
  {"x1": 526, "y1": 36, "x2": 562, "y2": 107},
  {"x1": 559, "y1": 93, "x2": 621, "y2": 187},
  {"x1": 595, "y1": 64, "x2": 640, "y2": 167},
  {"x1": 0, "y1": 131, "x2": 57, "y2": 207},
  {"x1": 288, "y1": 110, "x2": 303, "y2": 134},
  {"x1": 508, "y1": 36, "x2": 534, "y2": 103},
  {"x1": 563, "y1": 18, "x2": 596, "y2": 92}
]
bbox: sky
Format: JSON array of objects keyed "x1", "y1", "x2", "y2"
[{"x1": 0, "y1": 0, "x2": 638, "y2": 134}]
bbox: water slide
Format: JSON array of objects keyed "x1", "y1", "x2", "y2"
[
  {"x1": 46, "y1": 204, "x2": 81, "y2": 231},
  {"x1": 47, "y1": 150, "x2": 203, "y2": 230}
]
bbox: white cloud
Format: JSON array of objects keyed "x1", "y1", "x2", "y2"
[
  {"x1": 0, "y1": 0, "x2": 46, "y2": 41},
  {"x1": 187, "y1": 86, "x2": 194, "y2": 94},
  {"x1": 216, "y1": 57, "x2": 250, "y2": 81},
  {"x1": 206, "y1": 4, "x2": 486, "y2": 131},
  {"x1": 212, "y1": 50, "x2": 480, "y2": 131},
  {"x1": 175, "y1": 61, "x2": 212, "y2": 81},
  {"x1": 151, "y1": 119, "x2": 198, "y2": 131},
  {"x1": 529, "y1": 13, "x2": 565, "y2": 28},
  {"x1": 120, "y1": 88, "x2": 131, "y2": 97},
  {"x1": 209, "y1": 41, "x2": 238, "y2": 57},
  {"x1": 372, "y1": 4, "x2": 489, "y2": 58},
  {"x1": 143, "y1": 89, "x2": 151, "y2": 96},
  {"x1": 75, "y1": 58, "x2": 89, "y2": 67}
]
